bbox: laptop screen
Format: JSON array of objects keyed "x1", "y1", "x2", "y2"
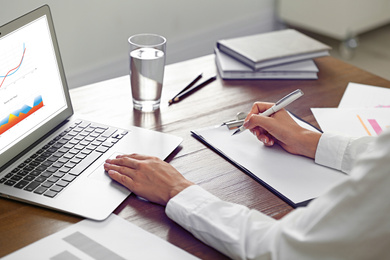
[{"x1": 0, "y1": 6, "x2": 73, "y2": 168}]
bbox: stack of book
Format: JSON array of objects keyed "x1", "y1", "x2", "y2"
[{"x1": 215, "y1": 29, "x2": 331, "y2": 80}]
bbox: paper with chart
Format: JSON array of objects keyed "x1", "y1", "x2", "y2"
[
  {"x1": 311, "y1": 108, "x2": 390, "y2": 137},
  {"x1": 3, "y1": 214, "x2": 199, "y2": 260},
  {"x1": 312, "y1": 82, "x2": 390, "y2": 137},
  {"x1": 192, "y1": 114, "x2": 347, "y2": 206}
]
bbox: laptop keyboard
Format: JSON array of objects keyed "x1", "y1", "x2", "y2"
[{"x1": 0, "y1": 120, "x2": 127, "y2": 198}]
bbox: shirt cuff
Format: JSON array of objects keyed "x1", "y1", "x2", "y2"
[
  {"x1": 166, "y1": 185, "x2": 220, "y2": 226},
  {"x1": 315, "y1": 132, "x2": 350, "y2": 172}
]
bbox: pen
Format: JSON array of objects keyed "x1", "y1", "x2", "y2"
[
  {"x1": 232, "y1": 89, "x2": 304, "y2": 135},
  {"x1": 168, "y1": 73, "x2": 203, "y2": 105},
  {"x1": 170, "y1": 75, "x2": 217, "y2": 104}
]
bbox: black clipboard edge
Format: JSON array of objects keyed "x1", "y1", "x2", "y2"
[{"x1": 288, "y1": 111, "x2": 323, "y2": 133}]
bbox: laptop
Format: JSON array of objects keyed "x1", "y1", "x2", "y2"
[{"x1": 0, "y1": 5, "x2": 182, "y2": 221}]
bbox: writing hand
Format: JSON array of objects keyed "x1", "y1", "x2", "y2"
[{"x1": 243, "y1": 102, "x2": 321, "y2": 159}]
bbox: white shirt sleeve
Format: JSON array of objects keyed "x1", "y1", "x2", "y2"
[
  {"x1": 315, "y1": 132, "x2": 375, "y2": 174},
  {"x1": 166, "y1": 130, "x2": 390, "y2": 260}
]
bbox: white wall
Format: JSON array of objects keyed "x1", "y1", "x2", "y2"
[{"x1": 1, "y1": 0, "x2": 277, "y2": 88}]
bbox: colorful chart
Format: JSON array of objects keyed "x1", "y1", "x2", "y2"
[{"x1": 0, "y1": 95, "x2": 44, "y2": 135}]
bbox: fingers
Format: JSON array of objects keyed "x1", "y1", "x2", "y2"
[
  {"x1": 244, "y1": 102, "x2": 274, "y2": 121},
  {"x1": 117, "y1": 153, "x2": 151, "y2": 160},
  {"x1": 103, "y1": 153, "x2": 193, "y2": 205},
  {"x1": 104, "y1": 158, "x2": 137, "y2": 179},
  {"x1": 104, "y1": 155, "x2": 140, "y2": 179},
  {"x1": 244, "y1": 113, "x2": 276, "y2": 133},
  {"x1": 250, "y1": 127, "x2": 275, "y2": 146},
  {"x1": 257, "y1": 133, "x2": 275, "y2": 146},
  {"x1": 242, "y1": 101, "x2": 293, "y2": 147},
  {"x1": 243, "y1": 102, "x2": 277, "y2": 133},
  {"x1": 104, "y1": 153, "x2": 162, "y2": 182},
  {"x1": 104, "y1": 154, "x2": 148, "y2": 192},
  {"x1": 107, "y1": 169, "x2": 134, "y2": 190},
  {"x1": 105, "y1": 153, "x2": 151, "y2": 171}
]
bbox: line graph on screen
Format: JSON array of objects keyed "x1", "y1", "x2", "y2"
[{"x1": 0, "y1": 43, "x2": 27, "y2": 89}]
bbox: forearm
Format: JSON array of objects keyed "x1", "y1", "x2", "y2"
[
  {"x1": 166, "y1": 185, "x2": 278, "y2": 260},
  {"x1": 165, "y1": 132, "x2": 386, "y2": 259}
]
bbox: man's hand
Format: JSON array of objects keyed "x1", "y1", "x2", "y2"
[
  {"x1": 243, "y1": 102, "x2": 321, "y2": 159},
  {"x1": 104, "y1": 154, "x2": 194, "y2": 206}
]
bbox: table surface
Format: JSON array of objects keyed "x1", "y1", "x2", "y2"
[{"x1": 1, "y1": 55, "x2": 390, "y2": 259}]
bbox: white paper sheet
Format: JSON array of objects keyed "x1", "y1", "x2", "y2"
[
  {"x1": 312, "y1": 82, "x2": 390, "y2": 137},
  {"x1": 311, "y1": 107, "x2": 390, "y2": 137},
  {"x1": 339, "y1": 82, "x2": 390, "y2": 108},
  {"x1": 192, "y1": 115, "x2": 346, "y2": 206},
  {"x1": 3, "y1": 214, "x2": 199, "y2": 260}
]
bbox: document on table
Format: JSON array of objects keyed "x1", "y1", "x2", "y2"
[
  {"x1": 338, "y1": 82, "x2": 390, "y2": 108},
  {"x1": 191, "y1": 113, "x2": 347, "y2": 207},
  {"x1": 311, "y1": 108, "x2": 390, "y2": 137},
  {"x1": 312, "y1": 82, "x2": 390, "y2": 137},
  {"x1": 3, "y1": 214, "x2": 199, "y2": 260}
]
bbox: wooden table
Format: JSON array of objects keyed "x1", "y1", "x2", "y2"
[{"x1": 1, "y1": 55, "x2": 390, "y2": 259}]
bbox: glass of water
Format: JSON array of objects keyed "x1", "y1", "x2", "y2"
[{"x1": 128, "y1": 34, "x2": 166, "y2": 112}]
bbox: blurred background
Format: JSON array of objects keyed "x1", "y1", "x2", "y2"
[{"x1": 1, "y1": 0, "x2": 389, "y2": 89}]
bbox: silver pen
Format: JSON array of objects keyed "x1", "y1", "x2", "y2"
[{"x1": 232, "y1": 89, "x2": 304, "y2": 135}]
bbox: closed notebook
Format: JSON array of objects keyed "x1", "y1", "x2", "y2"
[{"x1": 217, "y1": 29, "x2": 330, "y2": 70}]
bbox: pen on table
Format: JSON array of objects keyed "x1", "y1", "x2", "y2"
[
  {"x1": 168, "y1": 73, "x2": 203, "y2": 105},
  {"x1": 170, "y1": 75, "x2": 217, "y2": 104},
  {"x1": 232, "y1": 89, "x2": 304, "y2": 135}
]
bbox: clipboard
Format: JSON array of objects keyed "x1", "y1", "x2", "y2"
[{"x1": 191, "y1": 112, "x2": 347, "y2": 208}]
